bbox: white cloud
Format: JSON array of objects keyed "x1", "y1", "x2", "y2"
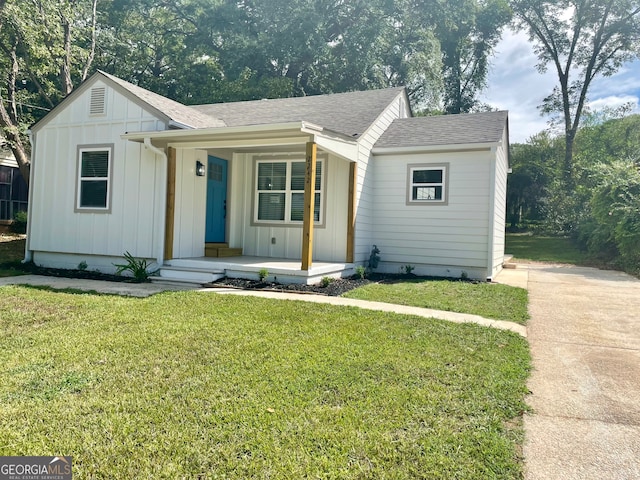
[
  {"x1": 480, "y1": 28, "x2": 640, "y2": 143},
  {"x1": 587, "y1": 95, "x2": 640, "y2": 112}
]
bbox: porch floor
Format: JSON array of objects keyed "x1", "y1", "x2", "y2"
[{"x1": 164, "y1": 255, "x2": 355, "y2": 285}]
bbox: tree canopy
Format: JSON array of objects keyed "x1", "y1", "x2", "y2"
[
  {"x1": 511, "y1": 0, "x2": 640, "y2": 184},
  {"x1": 1, "y1": 0, "x2": 517, "y2": 183}
]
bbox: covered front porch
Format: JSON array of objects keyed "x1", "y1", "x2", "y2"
[
  {"x1": 152, "y1": 255, "x2": 355, "y2": 286},
  {"x1": 123, "y1": 121, "x2": 359, "y2": 284}
]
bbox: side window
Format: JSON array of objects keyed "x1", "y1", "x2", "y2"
[
  {"x1": 407, "y1": 164, "x2": 448, "y2": 205},
  {"x1": 76, "y1": 145, "x2": 113, "y2": 212}
]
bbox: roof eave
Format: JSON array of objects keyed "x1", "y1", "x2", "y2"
[
  {"x1": 372, "y1": 141, "x2": 502, "y2": 155},
  {"x1": 122, "y1": 121, "x2": 359, "y2": 161},
  {"x1": 122, "y1": 121, "x2": 313, "y2": 142}
]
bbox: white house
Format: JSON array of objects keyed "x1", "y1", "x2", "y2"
[{"x1": 26, "y1": 71, "x2": 509, "y2": 284}]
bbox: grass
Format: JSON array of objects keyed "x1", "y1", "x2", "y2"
[
  {"x1": 344, "y1": 280, "x2": 529, "y2": 324},
  {"x1": 505, "y1": 234, "x2": 587, "y2": 264},
  {"x1": 0, "y1": 286, "x2": 531, "y2": 479}
]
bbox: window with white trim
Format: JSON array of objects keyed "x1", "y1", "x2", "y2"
[
  {"x1": 255, "y1": 159, "x2": 323, "y2": 224},
  {"x1": 408, "y1": 164, "x2": 448, "y2": 204},
  {"x1": 77, "y1": 146, "x2": 112, "y2": 211}
]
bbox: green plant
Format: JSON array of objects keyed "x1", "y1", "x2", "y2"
[
  {"x1": 320, "y1": 276, "x2": 334, "y2": 287},
  {"x1": 258, "y1": 268, "x2": 269, "y2": 282},
  {"x1": 113, "y1": 251, "x2": 154, "y2": 282},
  {"x1": 401, "y1": 264, "x2": 415, "y2": 275},
  {"x1": 460, "y1": 270, "x2": 469, "y2": 281},
  {"x1": 77, "y1": 261, "x2": 88, "y2": 271},
  {"x1": 10, "y1": 210, "x2": 27, "y2": 234},
  {"x1": 355, "y1": 265, "x2": 366, "y2": 280}
]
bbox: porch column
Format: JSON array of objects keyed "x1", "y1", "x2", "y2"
[
  {"x1": 164, "y1": 147, "x2": 177, "y2": 260},
  {"x1": 301, "y1": 141, "x2": 317, "y2": 270},
  {"x1": 346, "y1": 162, "x2": 357, "y2": 263}
]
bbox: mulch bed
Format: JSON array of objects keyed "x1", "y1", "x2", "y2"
[
  {"x1": 208, "y1": 273, "x2": 443, "y2": 296},
  {"x1": 14, "y1": 262, "x2": 434, "y2": 296},
  {"x1": 209, "y1": 276, "x2": 373, "y2": 296}
]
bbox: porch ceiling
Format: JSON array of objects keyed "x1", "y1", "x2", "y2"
[{"x1": 121, "y1": 121, "x2": 358, "y2": 162}]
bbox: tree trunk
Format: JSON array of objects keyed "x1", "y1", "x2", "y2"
[
  {"x1": 564, "y1": 127, "x2": 576, "y2": 187},
  {"x1": 61, "y1": 15, "x2": 74, "y2": 94}
]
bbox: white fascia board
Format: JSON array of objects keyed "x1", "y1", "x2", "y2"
[
  {"x1": 300, "y1": 123, "x2": 358, "y2": 161},
  {"x1": 371, "y1": 142, "x2": 499, "y2": 155},
  {"x1": 167, "y1": 120, "x2": 194, "y2": 130},
  {"x1": 122, "y1": 121, "x2": 358, "y2": 161},
  {"x1": 168, "y1": 136, "x2": 312, "y2": 150},
  {"x1": 313, "y1": 134, "x2": 358, "y2": 162},
  {"x1": 122, "y1": 121, "x2": 309, "y2": 143}
]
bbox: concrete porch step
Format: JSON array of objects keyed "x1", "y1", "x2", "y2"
[
  {"x1": 151, "y1": 265, "x2": 225, "y2": 286},
  {"x1": 503, "y1": 254, "x2": 518, "y2": 269},
  {"x1": 205, "y1": 243, "x2": 243, "y2": 258}
]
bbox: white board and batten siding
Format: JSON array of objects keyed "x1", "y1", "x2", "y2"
[
  {"x1": 489, "y1": 129, "x2": 509, "y2": 279},
  {"x1": 371, "y1": 149, "x2": 497, "y2": 280},
  {"x1": 353, "y1": 93, "x2": 411, "y2": 264},
  {"x1": 172, "y1": 149, "x2": 208, "y2": 258},
  {"x1": 227, "y1": 152, "x2": 350, "y2": 262},
  {"x1": 28, "y1": 78, "x2": 167, "y2": 273}
]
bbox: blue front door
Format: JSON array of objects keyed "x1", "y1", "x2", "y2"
[{"x1": 205, "y1": 156, "x2": 228, "y2": 243}]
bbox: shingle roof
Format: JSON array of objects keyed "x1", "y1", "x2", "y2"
[
  {"x1": 191, "y1": 87, "x2": 406, "y2": 138},
  {"x1": 374, "y1": 110, "x2": 508, "y2": 149},
  {"x1": 98, "y1": 71, "x2": 226, "y2": 129}
]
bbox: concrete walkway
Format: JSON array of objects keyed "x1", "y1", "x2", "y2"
[
  {"x1": 499, "y1": 264, "x2": 640, "y2": 480},
  {"x1": 0, "y1": 274, "x2": 526, "y2": 336}
]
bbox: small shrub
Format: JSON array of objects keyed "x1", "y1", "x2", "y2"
[
  {"x1": 114, "y1": 252, "x2": 154, "y2": 282},
  {"x1": 355, "y1": 265, "x2": 366, "y2": 280},
  {"x1": 460, "y1": 271, "x2": 469, "y2": 281},
  {"x1": 77, "y1": 261, "x2": 88, "y2": 271},
  {"x1": 320, "y1": 276, "x2": 334, "y2": 287},
  {"x1": 10, "y1": 210, "x2": 28, "y2": 234},
  {"x1": 258, "y1": 268, "x2": 269, "y2": 282},
  {"x1": 401, "y1": 264, "x2": 415, "y2": 275}
]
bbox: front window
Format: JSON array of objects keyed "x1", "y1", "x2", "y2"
[
  {"x1": 76, "y1": 145, "x2": 112, "y2": 212},
  {"x1": 407, "y1": 164, "x2": 448, "y2": 205},
  {"x1": 255, "y1": 159, "x2": 323, "y2": 224}
]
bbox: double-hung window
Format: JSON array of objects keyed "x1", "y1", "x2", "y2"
[
  {"x1": 407, "y1": 164, "x2": 448, "y2": 205},
  {"x1": 255, "y1": 159, "x2": 323, "y2": 224},
  {"x1": 76, "y1": 145, "x2": 113, "y2": 212}
]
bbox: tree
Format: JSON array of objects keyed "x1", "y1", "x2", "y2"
[
  {"x1": 506, "y1": 132, "x2": 559, "y2": 228},
  {"x1": 511, "y1": 0, "x2": 640, "y2": 184},
  {"x1": 429, "y1": 0, "x2": 512, "y2": 113},
  {"x1": 154, "y1": 0, "x2": 443, "y2": 109},
  {"x1": 0, "y1": 0, "x2": 98, "y2": 184}
]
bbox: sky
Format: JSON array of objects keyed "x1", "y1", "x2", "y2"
[{"x1": 479, "y1": 28, "x2": 640, "y2": 143}]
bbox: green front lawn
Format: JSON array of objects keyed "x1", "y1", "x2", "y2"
[
  {"x1": 0, "y1": 286, "x2": 530, "y2": 479},
  {"x1": 344, "y1": 279, "x2": 529, "y2": 324},
  {"x1": 505, "y1": 234, "x2": 586, "y2": 264}
]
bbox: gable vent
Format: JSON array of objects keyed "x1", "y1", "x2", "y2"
[{"x1": 89, "y1": 87, "x2": 106, "y2": 115}]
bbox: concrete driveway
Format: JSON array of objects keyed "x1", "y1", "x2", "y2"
[{"x1": 517, "y1": 264, "x2": 640, "y2": 479}]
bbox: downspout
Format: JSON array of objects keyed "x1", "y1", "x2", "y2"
[
  {"x1": 143, "y1": 137, "x2": 167, "y2": 266},
  {"x1": 23, "y1": 130, "x2": 34, "y2": 263}
]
